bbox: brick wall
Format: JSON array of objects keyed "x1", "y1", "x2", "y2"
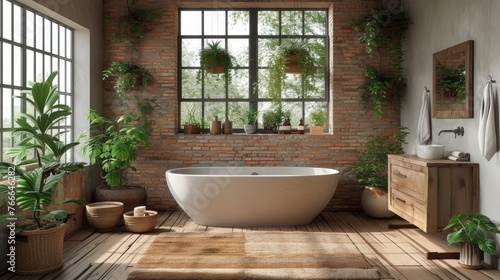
[{"x1": 102, "y1": 0, "x2": 402, "y2": 211}]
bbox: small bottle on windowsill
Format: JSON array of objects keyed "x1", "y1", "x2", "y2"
[{"x1": 298, "y1": 119, "x2": 305, "y2": 134}]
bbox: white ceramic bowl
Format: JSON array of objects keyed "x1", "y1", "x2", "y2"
[{"x1": 417, "y1": 144, "x2": 445, "y2": 159}]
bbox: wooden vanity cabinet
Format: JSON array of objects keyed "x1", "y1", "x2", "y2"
[{"x1": 388, "y1": 154, "x2": 479, "y2": 233}]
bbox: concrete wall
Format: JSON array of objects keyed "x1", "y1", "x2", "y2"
[
  {"x1": 102, "y1": 0, "x2": 402, "y2": 211},
  {"x1": 402, "y1": 0, "x2": 500, "y2": 266}
]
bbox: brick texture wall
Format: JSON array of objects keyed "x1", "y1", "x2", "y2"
[{"x1": 102, "y1": 0, "x2": 402, "y2": 211}]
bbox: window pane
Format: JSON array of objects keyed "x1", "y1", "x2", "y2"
[
  {"x1": 2, "y1": 43, "x2": 12, "y2": 85},
  {"x1": 181, "y1": 69, "x2": 201, "y2": 98},
  {"x1": 181, "y1": 39, "x2": 201, "y2": 67},
  {"x1": 26, "y1": 49, "x2": 34, "y2": 83},
  {"x1": 66, "y1": 28, "x2": 72, "y2": 59},
  {"x1": 44, "y1": 19, "x2": 51, "y2": 52},
  {"x1": 2, "y1": 88, "x2": 12, "y2": 128},
  {"x1": 52, "y1": 22, "x2": 59, "y2": 55},
  {"x1": 304, "y1": 102, "x2": 327, "y2": 126},
  {"x1": 228, "y1": 11, "x2": 249, "y2": 35},
  {"x1": 307, "y1": 38, "x2": 326, "y2": 66},
  {"x1": 13, "y1": 5, "x2": 21, "y2": 43},
  {"x1": 228, "y1": 102, "x2": 247, "y2": 128},
  {"x1": 305, "y1": 11, "x2": 326, "y2": 35},
  {"x1": 204, "y1": 74, "x2": 226, "y2": 99},
  {"x1": 181, "y1": 11, "x2": 201, "y2": 35},
  {"x1": 258, "y1": 38, "x2": 278, "y2": 67},
  {"x1": 35, "y1": 15, "x2": 43, "y2": 50},
  {"x1": 45, "y1": 54, "x2": 52, "y2": 77},
  {"x1": 35, "y1": 51, "x2": 43, "y2": 83},
  {"x1": 205, "y1": 102, "x2": 225, "y2": 123},
  {"x1": 282, "y1": 11, "x2": 302, "y2": 35},
  {"x1": 26, "y1": 11, "x2": 35, "y2": 47},
  {"x1": 66, "y1": 61, "x2": 72, "y2": 93},
  {"x1": 204, "y1": 11, "x2": 225, "y2": 36},
  {"x1": 228, "y1": 69, "x2": 249, "y2": 99},
  {"x1": 258, "y1": 11, "x2": 278, "y2": 35},
  {"x1": 2, "y1": 0, "x2": 12, "y2": 40},
  {"x1": 13, "y1": 46, "x2": 21, "y2": 86},
  {"x1": 181, "y1": 102, "x2": 202, "y2": 126},
  {"x1": 228, "y1": 39, "x2": 248, "y2": 67},
  {"x1": 59, "y1": 26, "x2": 66, "y2": 57},
  {"x1": 13, "y1": 89, "x2": 21, "y2": 128}
]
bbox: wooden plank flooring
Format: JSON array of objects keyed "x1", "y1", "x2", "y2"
[{"x1": 2, "y1": 211, "x2": 500, "y2": 280}]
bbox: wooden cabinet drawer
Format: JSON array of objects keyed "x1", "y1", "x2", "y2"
[
  {"x1": 390, "y1": 188, "x2": 426, "y2": 229},
  {"x1": 390, "y1": 164, "x2": 426, "y2": 201}
]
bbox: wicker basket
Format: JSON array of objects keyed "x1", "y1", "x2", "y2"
[
  {"x1": 16, "y1": 223, "x2": 66, "y2": 275},
  {"x1": 123, "y1": 210, "x2": 158, "y2": 233}
]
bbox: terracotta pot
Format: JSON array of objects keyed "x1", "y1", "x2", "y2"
[
  {"x1": 459, "y1": 243, "x2": 483, "y2": 269},
  {"x1": 285, "y1": 54, "x2": 302, "y2": 74},
  {"x1": 184, "y1": 124, "x2": 201, "y2": 134},
  {"x1": 15, "y1": 223, "x2": 66, "y2": 275},
  {"x1": 206, "y1": 59, "x2": 225, "y2": 74},
  {"x1": 123, "y1": 210, "x2": 158, "y2": 233},
  {"x1": 361, "y1": 186, "x2": 395, "y2": 218},
  {"x1": 86, "y1": 201, "x2": 124, "y2": 231},
  {"x1": 94, "y1": 185, "x2": 147, "y2": 213}
]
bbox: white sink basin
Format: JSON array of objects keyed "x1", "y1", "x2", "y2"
[{"x1": 417, "y1": 145, "x2": 445, "y2": 159}]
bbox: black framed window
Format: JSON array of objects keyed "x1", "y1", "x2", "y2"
[
  {"x1": 179, "y1": 8, "x2": 328, "y2": 132},
  {"x1": 0, "y1": 0, "x2": 74, "y2": 162}
]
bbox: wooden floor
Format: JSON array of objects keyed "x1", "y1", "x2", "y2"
[{"x1": 2, "y1": 211, "x2": 500, "y2": 280}]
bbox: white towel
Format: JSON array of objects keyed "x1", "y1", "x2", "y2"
[
  {"x1": 448, "y1": 155, "x2": 469, "y2": 162},
  {"x1": 417, "y1": 89, "x2": 432, "y2": 145},
  {"x1": 450, "y1": 151, "x2": 470, "y2": 159},
  {"x1": 478, "y1": 81, "x2": 497, "y2": 161}
]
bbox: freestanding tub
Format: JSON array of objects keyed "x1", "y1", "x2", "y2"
[{"x1": 166, "y1": 167, "x2": 339, "y2": 227}]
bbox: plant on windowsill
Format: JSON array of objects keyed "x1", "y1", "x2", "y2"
[
  {"x1": 182, "y1": 104, "x2": 205, "y2": 134},
  {"x1": 197, "y1": 40, "x2": 235, "y2": 84},
  {"x1": 0, "y1": 71, "x2": 86, "y2": 275},
  {"x1": 81, "y1": 109, "x2": 150, "y2": 230},
  {"x1": 240, "y1": 108, "x2": 258, "y2": 134},
  {"x1": 267, "y1": 40, "x2": 316, "y2": 103},
  {"x1": 309, "y1": 109, "x2": 326, "y2": 135},
  {"x1": 443, "y1": 213, "x2": 500, "y2": 269},
  {"x1": 351, "y1": 6, "x2": 411, "y2": 118},
  {"x1": 347, "y1": 127, "x2": 408, "y2": 218}
]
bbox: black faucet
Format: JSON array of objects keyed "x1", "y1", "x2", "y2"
[{"x1": 438, "y1": 126, "x2": 464, "y2": 138}]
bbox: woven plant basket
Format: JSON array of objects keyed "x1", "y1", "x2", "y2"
[{"x1": 15, "y1": 223, "x2": 66, "y2": 275}]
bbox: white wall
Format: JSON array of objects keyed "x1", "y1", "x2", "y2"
[{"x1": 402, "y1": 0, "x2": 500, "y2": 267}]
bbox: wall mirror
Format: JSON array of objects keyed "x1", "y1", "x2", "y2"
[{"x1": 433, "y1": 40, "x2": 474, "y2": 118}]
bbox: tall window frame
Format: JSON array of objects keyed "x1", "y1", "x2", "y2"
[
  {"x1": 0, "y1": 0, "x2": 74, "y2": 162},
  {"x1": 179, "y1": 8, "x2": 329, "y2": 132}
]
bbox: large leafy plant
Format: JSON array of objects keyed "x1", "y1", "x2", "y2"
[
  {"x1": 444, "y1": 214, "x2": 500, "y2": 255},
  {"x1": 81, "y1": 110, "x2": 149, "y2": 188},
  {"x1": 348, "y1": 127, "x2": 408, "y2": 188},
  {"x1": 0, "y1": 71, "x2": 85, "y2": 230}
]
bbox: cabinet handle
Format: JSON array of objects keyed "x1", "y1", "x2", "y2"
[
  {"x1": 396, "y1": 197, "x2": 407, "y2": 204},
  {"x1": 395, "y1": 171, "x2": 407, "y2": 178}
]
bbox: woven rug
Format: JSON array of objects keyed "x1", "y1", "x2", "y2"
[{"x1": 127, "y1": 232, "x2": 379, "y2": 280}]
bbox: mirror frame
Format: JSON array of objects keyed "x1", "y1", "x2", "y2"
[{"x1": 432, "y1": 40, "x2": 474, "y2": 118}]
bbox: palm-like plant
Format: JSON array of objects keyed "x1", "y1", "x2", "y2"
[
  {"x1": 444, "y1": 214, "x2": 500, "y2": 255},
  {"x1": 5, "y1": 71, "x2": 78, "y2": 165},
  {"x1": 198, "y1": 40, "x2": 235, "y2": 83}
]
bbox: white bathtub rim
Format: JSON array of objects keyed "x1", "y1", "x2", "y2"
[{"x1": 166, "y1": 166, "x2": 340, "y2": 178}]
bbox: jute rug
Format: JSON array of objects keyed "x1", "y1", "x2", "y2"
[{"x1": 127, "y1": 232, "x2": 379, "y2": 280}]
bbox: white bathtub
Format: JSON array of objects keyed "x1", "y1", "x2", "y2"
[{"x1": 166, "y1": 167, "x2": 339, "y2": 227}]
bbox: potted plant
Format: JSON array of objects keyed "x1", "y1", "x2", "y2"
[
  {"x1": 81, "y1": 109, "x2": 149, "y2": 230},
  {"x1": 115, "y1": 6, "x2": 161, "y2": 49},
  {"x1": 351, "y1": 6, "x2": 411, "y2": 118},
  {"x1": 444, "y1": 213, "x2": 500, "y2": 269},
  {"x1": 102, "y1": 61, "x2": 152, "y2": 98},
  {"x1": 347, "y1": 127, "x2": 408, "y2": 218},
  {"x1": 241, "y1": 108, "x2": 258, "y2": 134},
  {"x1": 198, "y1": 40, "x2": 235, "y2": 83},
  {"x1": 182, "y1": 104, "x2": 203, "y2": 134},
  {"x1": 309, "y1": 110, "x2": 326, "y2": 135},
  {"x1": 0, "y1": 71, "x2": 85, "y2": 274},
  {"x1": 267, "y1": 40, "x2": 316, "y2": 103}
]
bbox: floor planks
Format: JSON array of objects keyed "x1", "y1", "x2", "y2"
[{"x1": 1, "y1": 211, "x2": 499, "y2": 280}]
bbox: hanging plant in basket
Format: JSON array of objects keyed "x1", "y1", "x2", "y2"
[
  {"x1": 116, "y1": 2, "x2": 161, "y2": 49},
  {"x1": 102, "y1": 61, "x2": 152, "y2": 98},
  {"x1": 267, "y1": 40, "x2": 316, "y2": 103},
  {"x1": 197, "y1": 40, "x2": 235, "y2": 83}
]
